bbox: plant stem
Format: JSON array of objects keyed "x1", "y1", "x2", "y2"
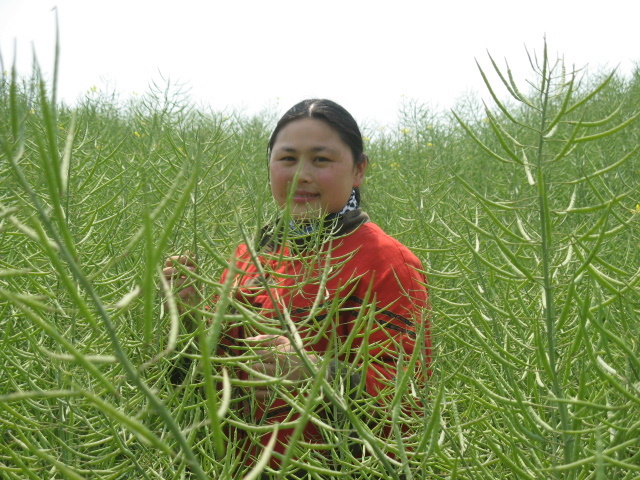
[{"x1": 534, "y1": 47, "x2": 574, "y2": 474}]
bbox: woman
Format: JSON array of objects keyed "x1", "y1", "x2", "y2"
[{"x1": 164, "y1": 99, "x2": 430, "y2": 478}]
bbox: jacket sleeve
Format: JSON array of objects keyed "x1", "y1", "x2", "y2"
[
  {"x1": 213, "y1": 244, "x2": 252, "y2": 355},
  {"x1": 168, "y1": 246, "x2": 247, "y2": 385},
  {"x1": 336, "y1": 243, "x2": 430, "y2": 403}
]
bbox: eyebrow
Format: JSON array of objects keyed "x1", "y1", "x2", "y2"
[{"x1": 275, "y1": 146, "x2": 338, "y2": 154}]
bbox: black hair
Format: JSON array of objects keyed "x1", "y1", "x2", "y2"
[{"x1": 267, "y1": 99, "x2": 368, "y2": 203}]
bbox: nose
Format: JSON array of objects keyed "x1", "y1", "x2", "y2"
[{"x1": 297, "y1": 158, "x2": 312, "y2": 183}]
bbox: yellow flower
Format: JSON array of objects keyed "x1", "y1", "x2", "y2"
[
  {"x1": 400, "y1": 128, "x2": 410, "y2": 135},
  {"x1": 427, "y1": 142, "x2": 433, "y2": 147},
  {"x1": 88, "y1": 85, "x2": 98, "y2": 93},
  {"x1": 28, "y1": 109, "x2": 35, "y2": 114},
  {"x1": 390, "y1": 162, "x2": 399, "y2": 168},
  {"x1": 634, "y1": 204, "x2": 640, "y2": 214},
  {"x1": 134, "y1": 131, "x2": 141, "y2": 138}
]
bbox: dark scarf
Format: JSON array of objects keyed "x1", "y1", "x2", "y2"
[{"x1": 258, "y1": 209, "x2": 370, "y2": 252}]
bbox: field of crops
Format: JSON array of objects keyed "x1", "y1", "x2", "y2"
[{"x1": 1, "y1": 45, "x2": 639, "y2": 479}]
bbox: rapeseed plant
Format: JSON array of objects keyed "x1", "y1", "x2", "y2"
[{"x1": 1, "y1": 39, "x2": 638, "y2": 479}]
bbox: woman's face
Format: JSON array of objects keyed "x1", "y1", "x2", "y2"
[{"x1": 269, "y1": 118, "x2": 366, "y2": 219}]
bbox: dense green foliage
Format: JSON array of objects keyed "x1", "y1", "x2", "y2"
[{"x1": 1, "y1": 45, "x2": 639, "y2": 479}]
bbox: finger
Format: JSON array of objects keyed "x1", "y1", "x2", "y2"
[
  {"x1": 244, "y1": 335, "x2": 289, "y2": 348},
  {"x1": 177, "y1": 285, "x2": 198, "y2": 302},
  {"x1": 243, "y1": 336, "x2": 288, "y2": 361},
  {"x1": 251, "y1": 361, "x2": 278, "y2": 377},
  {"x1": 162, "y1": 265, "x2": 196, "y2": 281},
  {"x1": 162, "y1": 266, "x2": 181, "y2": 280},
  {"x1": 164, "y1": 255, "x2": 182, "y2": 268},
  {"x1": 248, "y1": 361, "x2": 277, "y2": 401},
  {"x1": 165, "y1": 254, "x2": 197, "y2": 268},
  {"x1": 161, "y1": 269, "x2": 187, "y2": 284},
  {"x1": 244, "y1": 334, "x2": 279, "y2": 343},
  {"x1": 249, "y1": 349, "x2": 279, "y2": 364},
  {"x1": 180, "y1": 251, "x2": 197, "y2": 267},
  {"x1": 254, "y1": 389, "x2": 269, "y2": 401},
  {"x1": 172, "y1": 262, "x2": 197, "y2": 274}
]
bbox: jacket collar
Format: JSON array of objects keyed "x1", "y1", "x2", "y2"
[{"x1": 258, "y1": 209, "x2": 370, "y2": 252}]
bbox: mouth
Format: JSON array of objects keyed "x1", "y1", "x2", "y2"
[{"x1": 292, "y1": 191, "x2": 320, "y2": 203}]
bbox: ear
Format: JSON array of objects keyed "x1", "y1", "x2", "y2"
[{"x1": 352, "y1": 157, "x2": 368, "y2": 188}]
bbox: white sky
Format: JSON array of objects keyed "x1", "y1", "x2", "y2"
[{"x1": 1, "y1": 0, "x2": 638, "y2": 126}]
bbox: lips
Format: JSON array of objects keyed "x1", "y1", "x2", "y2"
[{"x1": 292, "y1": 191, "x2": 319, "y2": 203}]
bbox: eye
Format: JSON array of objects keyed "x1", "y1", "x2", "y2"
[
  {"x1": 314, "y1": 156, "x2": 331, "y2": 163},
  {"x1": 280, "y1": 156, "x2": 296, "y2": 162}
]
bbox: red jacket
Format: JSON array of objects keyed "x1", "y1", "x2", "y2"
[{"x1": 216, "y1": 212, "x2": 430, "y2": 471}]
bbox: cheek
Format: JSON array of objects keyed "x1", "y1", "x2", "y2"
[
  {"x1": 269, "y1": 166, "x2": 288, "y2": 195},
  {"x1": 317, "y1": 168, "x2": 350, "y2": 192},
  {"x1": 314, "y1": 170, "x2": 336, "y2": 188}
]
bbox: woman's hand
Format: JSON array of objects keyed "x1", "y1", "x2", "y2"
[
  {"x1": 244, "y1": 335, "x2": 321, "y2": 401},
  {"x1": 162, "y1": 252, "x2": 200, "y2": 313}
]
